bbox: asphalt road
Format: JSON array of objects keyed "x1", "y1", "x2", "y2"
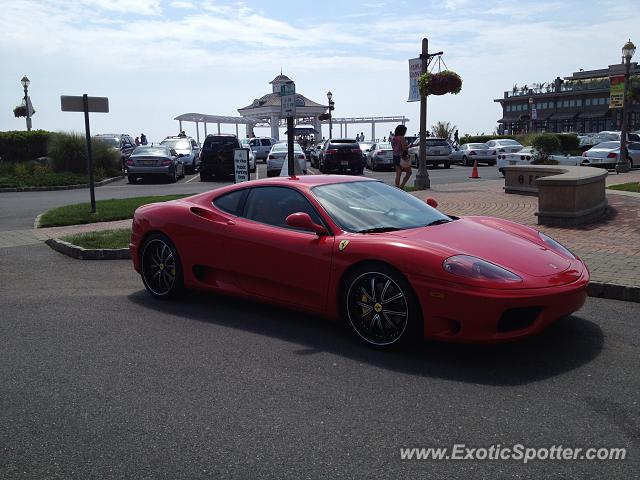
[
  {"x1": 0, "y1": 243, "x2": 638, "y2": 479},
  {"x1": 0, "y1": 162, "x2": 502, "y2": 232}
]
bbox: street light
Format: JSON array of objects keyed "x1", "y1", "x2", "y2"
[
  {"x1": 618, "y1": 39, "x2": 635, "y2": 173},
  {"x1": 528, "y1": 96, "x2": 534, "y2": 133},
  {"x1": 20, "y1": 75, "x2": 32, "y2": 132},
  {"x1": 327, "y1": 91, "x2": 335, "y2": 139}
]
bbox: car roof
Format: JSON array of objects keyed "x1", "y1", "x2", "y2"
[{"x1": 163, "y1": 136, "x2": 194, "y2": 140}]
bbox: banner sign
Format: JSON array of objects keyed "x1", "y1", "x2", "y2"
[
  {"x1": 408, "y1": 58, "x2": 422, "y2": 102},
  {"x1": 609, "y1": 75, "x2": 624, "y2": 108}
]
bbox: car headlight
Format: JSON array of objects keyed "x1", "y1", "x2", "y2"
[
  {"x1": 443, "y1": 255, "x2": 522, "y2": 283},
  {"x1": 538, "y1": 232, "x2": 575, "y2": 259}
]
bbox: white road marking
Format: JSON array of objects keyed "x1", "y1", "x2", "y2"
[{"x1": 185, "y1": 174, "x2": 200, "y2": 183}]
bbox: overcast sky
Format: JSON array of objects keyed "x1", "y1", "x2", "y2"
[{"x1": 1, "y1": 0, "x2": 638, "y2": 142}]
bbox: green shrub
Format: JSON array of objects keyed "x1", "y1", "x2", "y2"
[
  {"x1": 459, "y1": 134, "x2": 520, "y2": 144},
  {"x1": 48, "y1": 132, "x2": 120, "y2": 176},
  {"x1": 556, "y1": 133, "x2": 579, "y2": 151},
  {"x1": 0, "y1": 130, "x2": 52, "y2": 163},
  {"x1": 528, "y1": 133, "x2": 562, "y2": 155}
]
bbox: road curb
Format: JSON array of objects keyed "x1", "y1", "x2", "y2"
[
  {"x1": 45, "y1": 238, "x2": 131, "y2": 260},
  {"x1": 587, "y1": 281, "x2": 640, "y2": 303},
  {"x1": 0, "y1": 176, "x2": 123, "y2": 193}
]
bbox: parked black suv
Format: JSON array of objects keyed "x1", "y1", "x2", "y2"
[
  {"x1": 200, "y1": 134, "x2": 241, "y2": 181},
  {"x1": 94, "y1": 133, "x2": 136, "y2": 173},
  {"x1": 318, "y1": 139, "x2": 364, "y2": 174}
]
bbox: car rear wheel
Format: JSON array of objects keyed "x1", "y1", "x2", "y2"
[
  {"x1": 127, "y1": 175, "x2": 136, "y2": 184},
  {"x1": 462, "y1": 155, "x2": 469, "y2": 166},
  {"x1": 342, "y1": 264, "x2": 422, "y2": 349},
  {"x1": 140, "y1": 233, "x2": 184, "y2": 299}
]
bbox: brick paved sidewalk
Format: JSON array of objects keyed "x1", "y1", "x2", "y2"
[{"x1": 414, "y1": 171, "x2": 640, "y2": 289}]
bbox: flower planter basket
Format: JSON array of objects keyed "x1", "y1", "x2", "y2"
[
  {"x1": 13, "y1": 106, "x2": 27, "y2": 117},
  {"x1": 418, "y1": 70, "x2": 463, "y2": 97}
]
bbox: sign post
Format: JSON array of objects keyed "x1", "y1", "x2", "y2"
[
  {"x1": 233, "y1": 148, "x2": 250, "y2": 184},
  {"x1": 61, "y1": 95, "x2": 109, "y2": 213},
  {"x1": 280, "y1": 81, "x2": 297, "y2": 177}
]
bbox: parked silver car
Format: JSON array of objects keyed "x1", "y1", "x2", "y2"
[
  {"x1": 127, "y1": 145, "x2": 184, "y2": 183},
  {"x1": 160, "y1": 136, "x2": 200, "y2": 174},
  {"x1": 366, "y1": 142, "x2": 394, "y2": 171},
  {"x1": 239, "y1": 138, "x2": 257, "y2": 172},
  {"x1": 450, "y1": 143, "x2": 497, "y2": 166},
  {"x1": 249, "y1": 137, "x2": 277, "y2": 162},
  {"x1": 408, "y1": 138, "x2": 453, "y2": 168},
  {"x1": 485, "y1": 139, "x2": 523, "y2": 154},
  {"x1": 582, "y1": 141, "x2": 640, "y2": 169}
]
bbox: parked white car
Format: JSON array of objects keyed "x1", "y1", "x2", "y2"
[
  {"x1": 408, "y1": 138, "x2": 453, "y2": 168},
  {"x1": 266, "y1": 143, "x2": 307, "y2": 177},
  {"x1": 366, "y1": 142, "x2": 394, "y2": 171},
  {"x1": 485, "y1": 139, "x2": 523, "y2": 154},
  {"x1": 239, "y1": 138, "x2": 257, "y2": 172},
  {"x1": 497, "y1": 147, "x2": 583, "y2": 174},
  {"x1": 582, "y1": 141, "x2": 640, "y2": 169},
  {"x1": 450, "y1": 143, "x2": 497, "y2": 166}
]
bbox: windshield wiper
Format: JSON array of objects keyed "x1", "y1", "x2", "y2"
[
  {"x1": 357, "y1": 226, "x2": 403, "y2": 233},
  {"x1": 425, "y1": 219, "x2": 452, "y2": 227}
]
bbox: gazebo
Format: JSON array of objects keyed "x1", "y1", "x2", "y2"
[{"x1": 237, "y1": 74, "x2": 327, "y2": 140}]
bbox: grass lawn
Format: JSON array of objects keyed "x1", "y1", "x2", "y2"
[
  {"x1": 607, "y1": 182, "x2": 640, "y2": 193},
  {"x1": 39, "y1": 194, "x2": 193, "y2": 227},
  {"x1": 61, "y1": 228, "x2": 131, "y2": 249}
]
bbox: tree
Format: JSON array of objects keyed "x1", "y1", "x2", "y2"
[{"x1": 431, "y1": 121, "x2": 457, "y2": 140}]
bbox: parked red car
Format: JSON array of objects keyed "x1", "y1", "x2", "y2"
[{"x1": 131, "y1": 176, "x2": 588, "y2": 349}]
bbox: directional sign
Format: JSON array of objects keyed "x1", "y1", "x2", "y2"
[
  {"x1": 60, "y1": 95, "x2": 109, "y2": 113},
  {"x1": 408, "y1": 58, "x2": 422, "y2": 102},
  {"x1": 531, "y1": 108, "x2": 538, "y2": 120},
  {"x1": 610, "y1": 75, "x2": 624, "y2": 109},
  {"x1": 280, "y1": 82, "x2": 296, "y2": 117}
]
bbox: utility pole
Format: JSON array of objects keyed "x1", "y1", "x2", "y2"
[{"x1": 414, "y1": 38, "x2": 442, "y2": 189}]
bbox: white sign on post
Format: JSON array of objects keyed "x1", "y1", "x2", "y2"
[
  {"x1": 234, "y1": 148, "x2": 250, "y2": 183},
  {"x1": 280, "y1": 82, "x2": 296, "y2": 117},
  {"x1": 408, "y1": 58, "x2": 422, "y2": 102},
  {"x1": 531, "y1": 108, "x2": 538, "y2": 120}
]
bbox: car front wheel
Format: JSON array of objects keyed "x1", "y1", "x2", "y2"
[
  {"x1": 140, "y1": 233, "x2": 184, "y2": 299},
  {"x1": 342, "y1": 264, "x2": 422, "y2": 349}
]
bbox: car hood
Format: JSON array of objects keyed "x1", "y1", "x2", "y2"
[{"x1": 394, "y1": 217, "x2": 572, "y2": 277}]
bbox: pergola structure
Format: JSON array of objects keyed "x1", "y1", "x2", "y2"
[
  {"x1": 174, "y1": 73, "x2": 411, "y2": 143},
  {"x1": 173, "y1": 113, "x2": 256, "y2": 145},
  {"x1": 323, "y1": 116, "x2": 409, "y2": 142}
]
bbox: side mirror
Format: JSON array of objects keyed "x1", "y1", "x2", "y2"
[
  {"x1": 285, "y1": 212, "x2": 327, "y2": 235},
  {"x1": 426, "y1": 198, "x2": 438, "y2": 208}
]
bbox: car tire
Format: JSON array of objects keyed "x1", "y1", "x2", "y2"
[
  {"x1": 170, "y1": 169, "x2": 178, "y2": 183},
  {"x1": 462, "y1": 155, "x2": 469, "y2": 166},
  {"x1": 342, "y1": 263, "x2": 422, "y2": 350},
  {"x1": 319, "y1": 160, "x2": 326, "y2": 173},
  {"x1": 444, "y1": 163, "x2": 451, "y2": 169},
  {"x1": 140, "y1": 233, "x2": 184, "y2": 300},
  {"x1": 127, "y1": 175, "x2": 136, "y2": 184}
]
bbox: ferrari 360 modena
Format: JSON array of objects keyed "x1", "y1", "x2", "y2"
[{"x1": 130, "y1": 175, "x2": 588, "y2": 349}]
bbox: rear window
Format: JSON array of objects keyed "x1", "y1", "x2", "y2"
[
  {"x1": 260, "y1": 139, "x2": 272, "y2": 146},
  {"x1": 330, "y1": 139, "x2": 357, "y2": 144},
  {"x1": 205, "y1": 137, "x2": 239, "y2": 151},
  {"x1": 629, "y1": 133, "x2": 640, "y2": 142},
  {"x1": 426, "y1": 139, "x2": 449, "y2": 147}
]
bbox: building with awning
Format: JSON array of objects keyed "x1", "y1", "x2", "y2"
[{"x1": 494, "y1": 62, "x2": 640, "y2": 134}]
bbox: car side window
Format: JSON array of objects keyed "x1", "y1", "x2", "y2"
[
  {"x1": 213, "y1": 189, "x2": 248, "y2": 216},
  {"x1": 191, "y1": 140, "x2": 198, "y2": 149},
  {"x1": 169, "y1": 148, "x2": 178, "y2": 157},
  {"x1": 243, "y1": 187, "x2": 323, "y2": 230}
]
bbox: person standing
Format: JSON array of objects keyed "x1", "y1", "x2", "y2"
[
  {"x1": 453, "y1": 129, "x2": 459, "y2": 148},
  {"x1": 140, "y1": 133, "x2": 148, "y2": 145},
  {"x1": 360, "y1": 132, "x2": 365, "y2": 142},
  {"x1": 392, "y1": 124, "x2": 411, "y2": 189},
  {"x1": 134, "y1": 136, "x2": 140, "y2": 146}
]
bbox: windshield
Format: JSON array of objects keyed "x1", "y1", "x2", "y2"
[
  {"x1": 312, "y1": 181, "x2": 451, "y2": 233},
  {"x1": 161, "y1": 139, "x2": 191, "y2": 150},
  {"x1": 95, "y1": 137, "x2": 119, "y2": 147},
  {"x1": 426, "y1": 139, "x2": 449, "y2": 147}
]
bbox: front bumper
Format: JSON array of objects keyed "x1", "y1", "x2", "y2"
[{"x1": 410, "y1": 267, "x2": 589, "y2": 343}]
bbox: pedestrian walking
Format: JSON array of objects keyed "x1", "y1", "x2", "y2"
[
  {"x1": 392, "y1": 124, "x2": 411, "y2": 189},
  {"x1": 453, "y1": 129, "x2": 459, "y2": 148},
  {"x1": 140, "y1": 133, "x2": 147, "y2": 145}
]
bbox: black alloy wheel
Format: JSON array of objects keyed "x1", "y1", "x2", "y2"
[
  {"x1": 343, "y1": 265, "x2": 421, "y2": 349},
  {"x1": 140, "y1": 234, "x2": 183, "y2": 299},
  {"x1": 463, "y1": 155, "x2": 469, "y2": 166}
]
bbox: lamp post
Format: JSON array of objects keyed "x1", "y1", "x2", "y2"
[
  {"x1": 618, "y1": 39, "x2": 635, "y2": 173},
  {"x1": 21, "y1": 75, "x2": 32, "y2": 132},
  {"x1": 327, "y1": 91, "x2": 335, "y2": 139},
  {"x1": 528, "y1": 96, "x2": 534, "y2": 133}
]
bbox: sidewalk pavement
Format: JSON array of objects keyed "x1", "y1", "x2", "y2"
[{"x1": 7, "y1": 169, "x2": 640, "y2": 295}]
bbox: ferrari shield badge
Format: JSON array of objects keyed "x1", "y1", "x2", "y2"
[{"x1": 339, "y1": 240, "x2": 350, "y2": 251}]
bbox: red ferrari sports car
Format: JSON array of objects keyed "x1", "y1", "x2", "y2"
[{"x1": 130, "y1": 175, "x2": 588, "y2": 349}]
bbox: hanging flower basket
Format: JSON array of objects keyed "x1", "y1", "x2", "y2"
[
  {"x1": 418, "y1": 70, "x2": 463, "y2": 97},
  {"x1": 318, "y1": 113, "x2": 331, "y2": 121},
  {"x1": 13, "y1": 105, "x2": 35, "y2": 117}
]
